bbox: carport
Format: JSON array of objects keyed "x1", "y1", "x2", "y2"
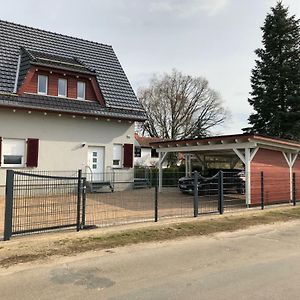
[{"x1": 151, "y1": 134, "x2": 300, "y2": 207}]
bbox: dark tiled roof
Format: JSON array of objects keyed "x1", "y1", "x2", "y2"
[
  {"x1": 0, "y1": 93, "x2": 146, "y2": 120},
  {"x1": 22, "y1": 48, "x2": 96, "y2": 75},
  {"x1": 0, "y1": 20, "x2": 146, "y2": 119}
]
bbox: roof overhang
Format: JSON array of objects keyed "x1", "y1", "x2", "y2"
[
  {"x1": 150, "y1": 134, "x2": 300, "y2": 154},
  {"x1": 0, "y1": 93, "x2": 147, "y2": 122}
]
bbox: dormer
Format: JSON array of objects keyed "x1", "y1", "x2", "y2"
[{"x1": 15, "y1": 47, "x2": 105, "y2": 105}]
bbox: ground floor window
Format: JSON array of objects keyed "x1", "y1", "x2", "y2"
[
  {"x1": 2, "y1": 138, "x2": 26, "y2": 167},
  {"x1": 151, "y1": 148, "x2": 159, "y2": 158},
  {"x1": 135, "y1": 146, "x2": 141, "y2": 157},
  {"x1": 113, "y1": 144, "x2": 123, "y2": 168}
]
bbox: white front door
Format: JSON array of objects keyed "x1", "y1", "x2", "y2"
[{"x1": 88, "y1": 147, "x2": 104, "y2": 182}]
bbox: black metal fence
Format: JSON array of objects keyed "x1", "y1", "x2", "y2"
[
  {"x1": 2, "y1": 169, "x2": 298, "y2": 240},
  {"x1": 4, "y1": 170, "x2": 83, "y2": 240},
  {"x1": 254, "y1": 171, "x2": 297, "y2": 209},
  {"x1": 83, "y1": 171, "x2": 155, "y2": 227}
]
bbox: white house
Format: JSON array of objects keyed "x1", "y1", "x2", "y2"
[
  {"x1": 134, "y1": 134, "x2": 162, "y2": 167},
  {"x1": 0, "y1": 20, "x2": 146, "y2": 195}
]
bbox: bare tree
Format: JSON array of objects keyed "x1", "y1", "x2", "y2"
[{"x1": 138, "y1": 69, "x2": 228, "y2": 140}]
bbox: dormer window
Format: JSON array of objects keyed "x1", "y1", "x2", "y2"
[
  {"x1": 77, "y1": 81, "x2": 86, "y2": 100},
  {"x1": 37, "y1": 75, "x2": 48, "y2": 95},
  {"x1": 17, "y1": 48, "x2": 105, "y2": 105},
  {"x1": 58, "y1": 78, "x2": 67, "y2": 97}
]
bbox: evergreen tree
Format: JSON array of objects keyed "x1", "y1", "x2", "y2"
[{"x1": 245, "y1": 2, "x2": 300, "y2": 139}]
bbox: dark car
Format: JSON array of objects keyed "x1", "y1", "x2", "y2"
[{"x1": 178, "y1": 169, "x2": 245, "y2": 195}]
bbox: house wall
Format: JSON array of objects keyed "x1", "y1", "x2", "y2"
[
  {"x1": 20, "y1": 69, "x2": 98, "y2": 101},
  {"x1": 0, "y1": 109, "x2": 135, "y2": 195},
  {"x1": 250, "y1": 148, "x2": 290, "y2": 205},
  {"x1": 134, "y1": 147, "x2": 159, "y2": 167}
]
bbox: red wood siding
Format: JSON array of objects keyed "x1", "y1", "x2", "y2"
[
  {"x1": 292, "y1": 156, "x2": 300, "y2": 200},
  {"x1": 19, "y1": 68, "x2": 100, "y2": 102},
  {"x1": 251, "y1": 148, "x2": 290, "y2": 205}
]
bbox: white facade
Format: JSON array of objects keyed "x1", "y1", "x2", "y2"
[
  {"x1": 0, "y1": 109, "x2": 135, "y2": 195},
  {"x1": 134, "y1": 147, "x2": 159, "y2": 167}
]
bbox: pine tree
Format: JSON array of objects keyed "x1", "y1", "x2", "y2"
[{"x1": 245, "y1": 2, "x2": 300, "y2": 139}]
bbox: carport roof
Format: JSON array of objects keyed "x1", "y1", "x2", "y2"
[{"x1": 150, "y1": 133, "x2": 300, "y2": 153}]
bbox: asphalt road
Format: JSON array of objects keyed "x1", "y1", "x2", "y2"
[{"x1": 1, "y1": 221, "x2": 300, "y2": 299}]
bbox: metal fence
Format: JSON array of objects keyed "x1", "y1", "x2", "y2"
[
  {"x1": 252, "y1": 171, "x2": 296, "y2": 209},
  {"x1": 2, "y1": 169, "x2": 298, "y2": 240},
  {"x1": 223, "y1": 171, "x2": 246, "y2": 212},
  {"x1": 4, "y1": 170, "x2": 83, "y2": 240},
  {"x1": 158, "y1": 171, "x2": 194, "y2": 219},
  {"x1": 83, "y1": 170, "x2": 155, "y2": 227}
]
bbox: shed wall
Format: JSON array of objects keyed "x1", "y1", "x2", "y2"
[
  {"x1": 251, "y1": 148, "x2": 290, "y2": 205},
  {"x1": 292, "y1": 156, "x2": 300, "y2": 200}
]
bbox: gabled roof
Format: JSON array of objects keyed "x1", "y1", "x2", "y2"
[
  {"x1": 0, "y1": 20, "x2": 146, "y2": 120},
  {"x1": 135, "y1": 134, "x2": 164, "y2": 148}
]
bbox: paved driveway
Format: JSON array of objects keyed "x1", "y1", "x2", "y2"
[{"x1": 0, "y1": 220, "x2": 300, "y2": 299}]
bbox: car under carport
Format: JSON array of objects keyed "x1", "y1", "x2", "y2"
[{"x1": 151, "y1": 133, "x2": 300, "y2": 207}]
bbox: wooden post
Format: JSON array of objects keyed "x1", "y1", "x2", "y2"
[{"x1": 245, "y1": 148, "x2": 251, "y2": 208}]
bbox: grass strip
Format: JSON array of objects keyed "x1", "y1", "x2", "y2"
[{"x1": 1, "y1": 206, "x2": 300, "y2": 268}]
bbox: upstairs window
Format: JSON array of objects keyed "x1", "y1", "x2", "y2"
[
  {"x1": 77, "y1": 81, "x2": 86, "y2": 100},
  {"x1": 37, "y1": 75, "x2": 48, "y2": 95},
  {"x1": 113, "y1": 144, "x2": 122, "y2": 168},
  {"x1": 58, "y1": 78, "x2": 67, "y2": 97}
]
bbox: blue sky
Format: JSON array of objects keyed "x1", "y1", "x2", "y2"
[{"x1": 1, "y1": 0, "x2": 300, "y2": 134}]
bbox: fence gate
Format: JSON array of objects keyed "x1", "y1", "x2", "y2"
[
  {"x1": 198, "y1": 172, "x2": 223, "y2": 214},
  {"x1": 4, "y1": 170, "x2": 83, "y2": 240}
]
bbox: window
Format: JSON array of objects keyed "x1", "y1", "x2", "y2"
[
  {"x1": 113, "y1": 144, "x2": 122, "y2": 168},
  {"x1": 151, "y1": 148, "x2": 159, "y2": 158},
  {"x1": 2, "y1": 139, "x2": 26, "y2": 167},
  {"x1": 77, "y1": 81, "x2": 86, "y2": 100},
  {"x1": 58, "y1": 78, "x2": 67, "y2": 97},
  {"x1": 37, "y1": 75, "x2": 48, "y2": 95},
  {"x1": 135, "y1": 146, "x2": 141, "y2": 158},
  {"x1": 92, "y1": 152, "x2": 97, "y2": 168}
]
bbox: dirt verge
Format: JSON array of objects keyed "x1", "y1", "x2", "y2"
[{"x1": 1, "y1": 206, "x2": 300, "y2": 268}]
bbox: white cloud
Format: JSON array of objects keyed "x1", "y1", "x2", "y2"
[{"x1": 149, "y1": 0, "x2": 230, "y2": 17}]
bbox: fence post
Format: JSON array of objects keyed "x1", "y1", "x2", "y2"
[
  {"x1": 293, "y1": 172, "x2": 296, "y2": 206},
  {"x1": 218, "y1": 171, "x2": 224, "y2": 214},
  {"x1": 194, "y1": 171, "x2": 199, "y2": 217},
  {"x1": 261, "y1": 171, "x2": 264, "y2": 210},
  {"x1": 76, "y1": 169, "x2": 82, "y2": 232},
  {"x1": 81, "y1": 177, "x2": 87, "y2": 227},
  {"x1": 154, "y1": 183, "x2": 158, "y2": 222},
  {"x1": 4, "y1": 170, "x2": 14, "y2": 241},
  {"x1": 150, "y1": 168, "x2": 153, "y2": 187}
]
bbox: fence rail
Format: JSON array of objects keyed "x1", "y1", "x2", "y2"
[
  {"x1": 4, "y1": 170, "x2": 83, "y2": 240},
  {"x1": 2, "y1": 169, "x2": 298, "y2": 240}
]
